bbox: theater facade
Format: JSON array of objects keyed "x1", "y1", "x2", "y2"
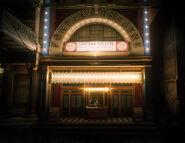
[
  {"x1": 1, "y1": 1, "x2": 152, "y2": 122},
  {"x1": 2, "y1": 1, "x2": 185, "y2": 142},
  {"x1": 40, "y1": 6, "x2": 152, "y2": 121}
]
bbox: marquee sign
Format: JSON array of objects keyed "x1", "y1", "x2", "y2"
[
  {"x1": 65, "y1": 41, "x2": 128, "y2": 52},
  {"x1": 52, "y1": 72, "x2": 142, "y2": 84},
  {"x1": 49, "y1": 8, "x2": 144, "y2": 56}
]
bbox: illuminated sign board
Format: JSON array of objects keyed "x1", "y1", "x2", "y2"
[
  {"x1": 65, "y1": 41, "x2": 128, "y2": 52},
  {"x1": 52, "y1": 72, "x2": 142, "y2": 84}
]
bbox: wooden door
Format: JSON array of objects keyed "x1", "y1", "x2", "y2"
[
  {"x1": 12, "y1": 74, "x2": 30, "y2": 116},
  {"x1": 60, "y1": 85, "x2": 83, "y2": 116},
  {"x1": 111, "y1": 84, "x2": 134, "y2": 117}
]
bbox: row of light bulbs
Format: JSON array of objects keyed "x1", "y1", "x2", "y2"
[
  {"x1": 144, "y1": 9, "x2": 150, "y2": 52},
  {"x1": 52, "y1": 72, "x2": 142, "y2": 84},
  {"x1": 43, "y1": 10, "x2": 49, "y2": 53}
]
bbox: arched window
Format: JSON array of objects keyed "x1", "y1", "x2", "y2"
[{"x1": 69, "y1": 24, "x2": 124, "y2": 42}]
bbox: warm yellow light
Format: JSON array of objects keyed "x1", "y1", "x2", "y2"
[
  {"x1": 0, "y1": 67, "x2": 4, "y2": 74},
  {"x1": 85, "y1": 87, "x2": 109, "y2": 91},
  {"x1": 52, "y1": 72, "x2": 142, "y2": 84},
  {"x1": 61, "y1": 18, "x2": 131, "y2": 47}
]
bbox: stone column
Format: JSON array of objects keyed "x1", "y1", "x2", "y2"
[
  {"x1": 2, "y1": 66, "x2": 14, "y2": 116},
  {"x1": 38, "y1": 67, "x2": 48, "y2": 121},
  {"x1": 144, "y1": 67, "x2": 153, "y2": 121},
  {"x1": 27, "y1": 0, "x2": 43, "y2": 117}
]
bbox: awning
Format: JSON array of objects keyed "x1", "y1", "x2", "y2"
[{"x1": 2, "y1": 11, "x2": 36, "y2": 51}]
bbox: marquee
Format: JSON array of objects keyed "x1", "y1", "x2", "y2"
[
  {"x1": 49, "y1": 8, "x2": 144, "y2": 56},
  {"x1": 52, "y1": 72, "x2": 142, "y2": 84},
  {"x1": 65, "y1": 41, "x2": 128, "y2": 52}
]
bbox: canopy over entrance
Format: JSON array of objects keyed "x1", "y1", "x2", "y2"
[{"x1": 52, "y1": 72, "x2": 142, "y2": 84}]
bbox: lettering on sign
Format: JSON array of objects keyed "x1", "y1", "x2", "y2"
[
  {"x1": 130, "y1": 33, "x2": 139, "y2": 40},
  {"x1": 116, "y1": 15, "x2": 123, "y2": 23},
  {"x1": 135, "y1": 42, "x2": 142, "y2": 47},
  {"x1": 121, "y1": 19, "x2": 129, "y2": 28},
  {"x1": 127, "y1": 26, "x2": 135, "y2": 32},
  {"x1": 108, "y1": 11, "x2": 116, "y2": 19},
  {"x1": 57, "y1": 25, "x2": 66, "y2": 33},
  {"x1": 80, "y1": 10, "x2": 86, "y2": 17},
  {"x1": 65, "y1": 41, "x2": 128, "y2": 52},
  {"x1": 54, "y1": 34, "x2": 61, "y2": 40},
  {"x1": 70, "y1": 16, "x2": 77, "y2": 23},
  {"x1": 50, "y1": 8, "x2": 143, "y2": 55},
  {"x1": 51, "y1": 42, "x2": 58, "y2": 48},
  {"x1": 64, "y1": 20, "x2": 71, "y2": 26},
  {"x1": 88, "y1": 8, "x2": 94, "y2": 15},
  {"x1": 99, "y1": 8, "x2": 108, "y2": 17}
]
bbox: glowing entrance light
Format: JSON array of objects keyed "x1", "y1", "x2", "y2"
[
  {"x1": 52, "y1": 72, "x2": 142, "y2": 84},
  {"x1": 143, "y1": 0, "x2": 150, "y2": 55},
  {"x1": 85, "y1": 87, "x2": 109, "y2": 91}
]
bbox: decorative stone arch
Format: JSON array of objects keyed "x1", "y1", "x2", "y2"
[{"x1": 49, "y1": 8, "x2": 144, "y2": 56}]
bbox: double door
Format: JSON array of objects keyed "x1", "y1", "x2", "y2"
[
  {"x1": 51, "y1": 84, "x2": 135, "y2": 117},
  {"x1": 111, "y1": 88, "x2": 134, "y2": 116}
]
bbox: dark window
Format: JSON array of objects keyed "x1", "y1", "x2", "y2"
[{"x1": 69, "y1": 24, "x2": 124, "y2": 42}]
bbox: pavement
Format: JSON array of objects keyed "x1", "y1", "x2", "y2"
[{"x1": 0, "y1": 116, "x2": 163, "y2": 143}]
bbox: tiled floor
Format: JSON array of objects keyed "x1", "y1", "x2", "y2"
[{"x1": 58, "y1": 117, "x2": 133, "y2": 124}]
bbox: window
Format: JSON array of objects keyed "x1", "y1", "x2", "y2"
[{"x1": 69, "y1": 24, "x2": 124, "y2": 42}]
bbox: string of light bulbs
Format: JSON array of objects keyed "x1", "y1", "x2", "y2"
[
  {"x1": 52, "y1": 72, "x2": 142, "y2": 84},
  {"x1": 42, "y1": 0, "x2": 50, "y2": 56},
  {"x1": 143, "y1": 0, "x2": 151, "y2": 55}
]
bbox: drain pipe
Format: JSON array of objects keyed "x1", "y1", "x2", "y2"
[
  {"x1": 27, "y1": 0, "x2": 43, "y2": 117},
  {"x1": 33, "y1": 0, "x2": 43, "y2": 70}
]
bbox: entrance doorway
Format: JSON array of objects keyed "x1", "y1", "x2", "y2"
[
  {"x1": 84, "y1": 85, "x2": 109, "y2": 118},
  {"x1": 50, "y1": 83, "x2": 136, "y2": 118},
  {"x1": 48, "y1": 66, "x2": 143, "y2": 120},
  {"x1": 111, "y1": 86, "x2": 134, "y2": 117}
]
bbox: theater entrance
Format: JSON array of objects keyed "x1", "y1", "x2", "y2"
[
  {"x1": 85, "y1": 84, "x2": 109, "y2": 118},
  {"x1": 48, "y1": 66, "x2": 144, "y2": 119}
]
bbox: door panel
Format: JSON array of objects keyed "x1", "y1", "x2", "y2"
[
  {"x1": 113, "y1": 95, "x2": 119, "y2": 116},
  {"x1": 59, "y1": 85, "x2": 83, "y2": 116},
  {"x1": 63, "y1": 94, "x2": 69, "y2": 115},
  {"x1": 12, "y1": 74, "x2": 30, "y2": 116},
  {"x1": 51, "y1": 83, "x2": 135, "y2": 117},
  {"x1": 112, "y1": 85, "x2": 134, "y2": 117}
]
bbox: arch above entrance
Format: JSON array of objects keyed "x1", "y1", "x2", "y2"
[{"x1": 49, "y1": 8, "x2": 144, "y2": 56}]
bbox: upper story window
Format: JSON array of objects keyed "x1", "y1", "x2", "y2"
[
  {"x1": 63, "y1": 23, "x2": 129, "y2": 56},
  {"x1": 69, "y1": 24, "x2": 124, "y2": 42}
]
